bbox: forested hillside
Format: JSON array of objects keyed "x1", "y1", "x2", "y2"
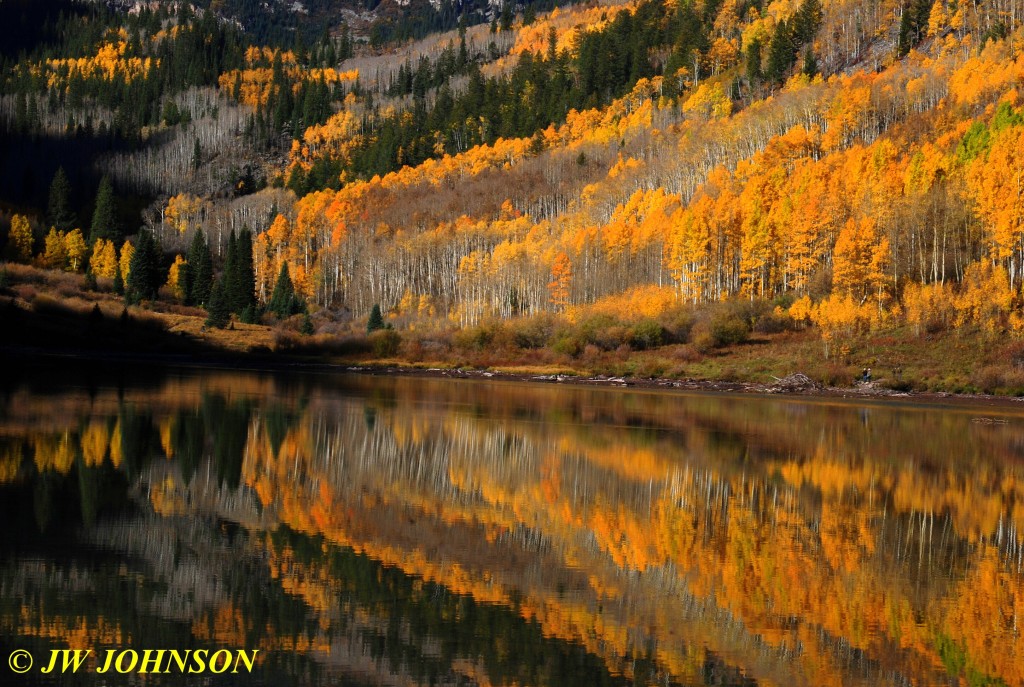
[{"x1": 3, "y1": 0, "x2": 1024, "y2": 388}]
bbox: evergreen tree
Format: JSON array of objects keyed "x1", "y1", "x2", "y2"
[
  {"x1": 792, "y1": 0, "x2": 823, "y2": 45},
  {"x1": 184, "y1": 229, "x2": 213, "y2": 306},
  {"x1": 205, "y1": 275, "x2": 230, "y2": 329},
  {"x1": 231, "y1": 227, "x2": 257, "y2": 315},
  {"x1": 89, "y1": 175, "x2": 119, "y2": 242},
  {"x1": 113, "y1": 262, "x2": 124, "y2": 295},
  {"x1": 367, "y1": 304, "x2": 385, "y2": 332},
  {"x1": 802, "y1": 47, "x2": 819, "y2": 77},
  {"x1": 745, "y1": 37, "x2": 763, "y2": 84},
  {"x1": 765, "y1": 20, "x2": 796, "y2": 85},
  {"x1": 47, "y1": 167, "x2": 76, "y2": 233},
  {"x1": 125, "y1": 230, "x2": 161, "y2": 304},
  {"x1": 268, "y1": 262, "x2": 302, "y2": 318}
]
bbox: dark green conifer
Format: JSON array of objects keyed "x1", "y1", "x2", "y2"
[
  {"x1": 125, "y1": 230, "x2": 161, "y2": 304},
  {"x1": 205, "y1": 276, "x2": 230, "y2": 329},
  {"x1": 184, "y1": 229, "x2": 213, "y2": 306},
  {"x1": 89, "y1": 175, "x2": 119, "y2": 242},
  {"x1": 268, "y1": 262, "x2": 301, "y2": 318},
  {"x1": 367, "y1": 304, "x2": 385, "y2": 332},
  {"x1": 47, "y1": 167, "x2": 76, "y2": 232}
]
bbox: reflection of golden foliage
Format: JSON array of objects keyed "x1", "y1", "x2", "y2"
[
  {"x1": 33, "y1": 435, "x2": 75, "y2": 474},
  {"x1": 80, "y1": 420, "x2": 109, "y2": 467},
  {"x1": 0, "y1": 444, "x2": 22, "y2": 483}
]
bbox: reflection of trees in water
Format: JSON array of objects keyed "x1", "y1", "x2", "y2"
[{"x1": 2, "y1": 370, "x2": 1024, "y2": 685}]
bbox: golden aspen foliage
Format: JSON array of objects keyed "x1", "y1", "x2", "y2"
[
  {"x1": 63, "y1": 228, "x2": 87, "y2": 272},
  {"x1": 166, "y1": 254, "x2": 187, "y2": 300},
  {"x1": 42, "y1": 228, "x2": 68, "y2": 270},
  {"x1": 953, "y1": 262, "x2": 1014, "y2": 333},
  {"x1": 832, "y1": 216, "x2": 890, "y2": 311},
  {"x1": 548, "y1": 252, "x2": 572, "y2": 310},
  {"x1": 6, "y1": 214, "x2": 33, "y2": 263},
  {"x1": 119, "y1": 240, "x2": 134, "y2": 281},
  {"x1": 89, "y1": 239, "x2": 118, "y2": 278}
]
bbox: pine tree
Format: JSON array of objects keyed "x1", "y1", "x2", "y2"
[
  {"x1": 233, "y1": 228, "x2": 256, "y2": 314},
  {"x1": 184, "y1": 229, "x2": 213, "y2": 306},
  {"x1": 802, "y1": 48, "x2": 819, "y2": 77},
  {"x1": 90, "y1": 175, "x2": 119, "y2": 242},
  {"x1": 765, "y1": 21, "x2": 796, "y2": 85},
  {"x1": 205, "y1": 276, "x2": 230, "y2": 328},
  {"x1": 47, "y1": 167, "x2": 75, "y2": 233},
  {"x1": 745, "y1": 38, "x2": 762, "y2": 84},
  {"x1": 125, "y1": 230, "x2": 161, "y2": 304},
  {"x1": 268, "y1": 262, "x2": 300, "y2": 318},
  {"x1": 113, "y1": 262, "x2": 124, "y2": 295},
  {"x1": 792, "y1": 0, "x2": 823, "y2": 45},
  {"x1": 367, "y1": 304, "x2": 385, "y2": 332}
]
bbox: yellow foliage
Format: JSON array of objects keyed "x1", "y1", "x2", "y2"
[
  {"x1": 63, "y1": 228, "x2": 87, "y2": 272},
  {"x1": 119, "y1": 240, "x2": 134, "y2": 281},
  {"x1": 41, "y1": 228, "x2": 67, "y2": 270},
  {"x1": 89, "y1": 239, "x2": 118, "y2": 279},
  {"x1": 166, "y1": 254, "x2": 187, "y2": 300},
  {"x1": 6, "y1": 214, "x2": 33, "y2": 263}
]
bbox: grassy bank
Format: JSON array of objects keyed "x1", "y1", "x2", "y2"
[{"x1": 4, "y1": 263, "x2": 1024, "y2": 396}]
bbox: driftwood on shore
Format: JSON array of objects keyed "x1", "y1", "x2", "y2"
[{"x1": 767, "y1": 373, "x2": 819, "y2": 393}]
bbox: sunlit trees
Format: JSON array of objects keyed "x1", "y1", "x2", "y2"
[
  {"x1": 89, "y1": 239, "x2": 119, "y2": 278},
  {"x1": 63, "y1": 229, "x2": 88, "y2": 272},
  {"x1": 42, "y1": 228, "x2": 68, "y2": 270},
  {"x1": 5, "y1": 215, "x2": 33, "y2": 262}
]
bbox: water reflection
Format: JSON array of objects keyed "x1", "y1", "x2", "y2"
[{"x1": 1, "y1": 361, "x2": 1023, "y2": 686}]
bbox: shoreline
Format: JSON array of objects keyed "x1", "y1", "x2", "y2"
[
  {"x1": 7, "y1": 345, "x2": 1024, "y2": 412},
  {"x1": 333, "y1": 362, "x2": 1024, "y2": 411}
]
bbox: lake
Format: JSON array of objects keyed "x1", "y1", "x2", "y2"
[{"x1": 1, "y1": 359, "x2": 1022, "y2": 686}]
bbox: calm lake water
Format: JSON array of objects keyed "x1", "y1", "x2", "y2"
[{"x1": 1, "y1": 360, "x2": 1023, "y2": 686}]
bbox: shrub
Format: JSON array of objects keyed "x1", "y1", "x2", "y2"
[
  {"x1": 511, "y1": 313, "x2": 556, "y2": 349},
  {"x1": 369, "y1": 329, "x2": 402, "y2": 357},
  {"x1": 629, "y1": 319, "x2": 665, "y2": 350},
  {"x1": 709, "y1": 312, "x2": 750, "y2": 346}
]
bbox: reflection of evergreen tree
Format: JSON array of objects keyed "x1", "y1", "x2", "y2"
[
  {"x1": 263, "y1": 405, "x2": 293, "y2": 457},
  {"x1": 118, "y1": 405, "x2": 154, "y2": 478},
  {"x1": 203, "y1": 395, "x2": 250, "y2": 489},
  {"x1": 33, "y1": 473, "x2": 57, "y2": 533},
  {"x1": 173, "y1": 409, "x2": 206, "y2": 483}
]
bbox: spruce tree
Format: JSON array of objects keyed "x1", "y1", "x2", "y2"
[
  {"x1": 233, "y1": 228, "x2": 256, "y2": 315},
  {"x1": 268, "y1": 262, "x2": 300, "y2": 318},
  {"x1": 184, "y1": 229, "x2": 213, "y2": 306},
  {"x1": 802, "y1": 48, "x2": 819, "y2": 77},
  {"x1": 90, "y1": 175, "x2": 119, "y2": 242},
  {"x1": 113, "y1": 262, "x2": 124, "y2": 295},
  {"x1": 125, "y1": 230, "x2": 161, "y2": 304},
  {"x1": 745, "y1": 38, "x2": 763, "y2": 84},
  {"x1": 205, "y1": 276, "x2": 230, "y2": 329},
  {"x1": 792, "y1": 0, "x2": 823, "y2": 45},
  {"x1": 47, "y1": 167, "x2": 75, "y2": 232},
  {"x1": 367, "y1": 304, "x2": 385, "y2": 332},
  {"x1": 223, "y1": 230, "x2": 239, "y2": 307},
  {"x1": 765, "y1": 21, "x2": 796, "y2": 85}
]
